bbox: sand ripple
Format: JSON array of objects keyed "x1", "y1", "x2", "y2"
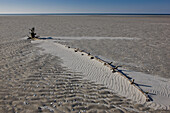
[{"x1": 1, "y1": 40, "x2": 166, "y2": 112}]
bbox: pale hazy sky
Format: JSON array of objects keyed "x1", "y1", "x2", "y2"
[{"x1": 0, "y1": 0, "x2": 170, "y2": 14}]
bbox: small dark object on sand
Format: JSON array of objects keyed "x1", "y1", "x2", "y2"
[
  {"x1": 54, "y1": 99, "x2": 57, "y2": 103},
  {"x1": 146, "y1": 98, "x2": 151, "y2": 102},
  {"x1": 80, "y1": 50, "x2": 84, "y2": 52},
  {"x1": 115, "y1": 66, "x2": 122, "y2": 69},
  {"x1": 90, "y1": 57, "x2": 94, "y2": 59},
  {"x1": 30, "y1": 27, "x2": 36, "y2": 38},
  {"x1": 112, "y1": 69, "x2": 116, "y2": 73},
  {"x1": 38, "y1": 107, "x2": 42, "y2": 112},
  {"x1": 131, "y1": 79, "x2": 135, "y2": 84},
  {"x1": 74, "y1": 48, "x2": 79, "y2": 52},
  {"x1": 145, "y1": 92, "x2": 149, "y2": 94},
  {"x1": 108, "y1": 62, "x2": 113, "y2": 65},
  {"x1": 27, "y1": 27, "x2": 39, "y2": 40}
]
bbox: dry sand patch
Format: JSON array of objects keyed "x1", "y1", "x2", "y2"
[
  {"x1": 0, "y1": 39, "x2": 159, "y2": 113},
  {"x1": 34, "y1": 38, "x2": 170, "y2": 110},
  {"x1": 0, "y1": 15, "x2": 170, "y2": 112}
]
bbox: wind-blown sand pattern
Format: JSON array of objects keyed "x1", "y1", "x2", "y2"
[
  {"x1": 0, "y1": 39, "x2": 161, "y2": 113},
  {"x1": 0, "y1": 16, "x2": 169, "y2": 78},
  {"x1": 0, "y1": 16, "x2": 170, "y2": 112},
  {"x1": 34, "y1": 39, "x2": 170, "y2": 110}
]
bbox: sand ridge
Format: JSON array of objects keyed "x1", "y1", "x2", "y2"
[
  {"x1": 0, "y1": 15, "x2": 170, "y2": 112},
  {"x1": 34, "y1": 38, "x2": 170, "y2": 110},
  {"x1": 0, "y1": 16, "x2": 169, "y2": 78},
  {"x1": 1, "y1": 39, "x2": 161, "y2": 113}
]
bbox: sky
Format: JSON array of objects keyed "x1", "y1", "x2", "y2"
[{"x1": 0, "y1": 0, "x2": 170, "y2": 14}]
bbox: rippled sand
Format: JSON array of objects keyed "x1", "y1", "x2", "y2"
[
  {"x1": 0, "y1": 16, "x2": 169, "y2": 112},
  {"x1": 0, "y1": 40, "x2": 153, "y2": 112},
  {"x1": 0, "y1": 15, "x2": 169, "y2": 78}
]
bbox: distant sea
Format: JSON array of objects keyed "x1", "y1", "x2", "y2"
[{"x1": 0, "y1": 13, "x2": 170, "y2": 16}]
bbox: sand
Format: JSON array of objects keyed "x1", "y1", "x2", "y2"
[
  {"x1": 0, "y1": 15, "x2": 170, "y2": 112},
  {"x1": 33, "y1": 38, "x2": 170, "y2": 110},
  {"x1": 0, "y1": 39, "x2": 154, "y2": 113},
  {"x1": 0, "y1": 15, "x2": 169, "y2": 77}
]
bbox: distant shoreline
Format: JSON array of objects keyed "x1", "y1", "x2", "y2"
[{"x1": 0, "y1": 13, "x2": 170, "y2": 16}]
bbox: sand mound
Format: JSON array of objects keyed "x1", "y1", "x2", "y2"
[
  {"x1": 34, "y1": 38, "x2": 170, "y2": 110},
  {"x1": 1, "y1": 15, "x2": 170, "y2": 112},
  {"x1": 1, "y1": 39, "x2": 161, "y2": 112}
]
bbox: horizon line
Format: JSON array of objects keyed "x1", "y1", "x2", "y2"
[{"x1": 0, "y1": 12, "x2": 170, "y2": 15}]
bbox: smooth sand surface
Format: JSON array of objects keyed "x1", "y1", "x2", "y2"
[{"x1": 0, "y1": 16, "x2": 170, "y2": 112}]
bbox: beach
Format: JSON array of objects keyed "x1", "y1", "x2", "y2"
[{"x1": 0, "y1": 15, "x2": 170, "y2": 112}]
